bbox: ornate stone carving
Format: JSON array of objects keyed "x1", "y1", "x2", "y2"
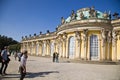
[
  {"x1": 83, "y1": 29, "x2": 88, "y2": 41},
  {"x1": 112, "y1": 30, "x2": 118, "y2": 46},
  {"x1": 101, "y1": 29, "x2": 107, "y2": 46},
  {"x1": 107, "y1": 30, "x2": 112, "y2": 43},
  {"x1": 83, "y1": 29, "x2": 88, "y2": 47},
  {"x1": 63, "y1": 32, "x2": 67, "y2": 39},
  {"x1": 39, "y1": 40, "x2": 43, "y2": 45},
  {"x1": 75, "y1": 31, "x2": 81, "y2": 40},
  {"x1": 71, "y1": 10, "x2": 76, "y2": 21},
  {"x1": 80, "y1": 12, "x2": 84, "y2": 19},
  {"x1": 103, "y1": 11, "x2": 109, "y2": 19},
  {"x1": 75, "y1": 31, "x2": 81, "y2": 47},
  {"x1": 112, "y1": 30, "x2": 118, "y2": 48},
  {"x1": 61, "y1": 17, "x2": 65, "y2": 24},
  {"x1": 89, "y1": 6, "x2": 97, "y2": 18},
  {"x1": 46, "y1": 39, "x2": 50, "y2": 45},
  {"x1": 57, "y1": 34, "x2": 63, "y2": 43},
  {"x1": 112, "y1": 30, "x2": 117, "y2": 40}
]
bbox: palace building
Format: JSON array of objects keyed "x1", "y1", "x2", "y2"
[{"x1": 21, "y1": 7, "x2": 120, "y2": 61}]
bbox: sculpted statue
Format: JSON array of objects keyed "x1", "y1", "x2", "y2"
[
  {"x1": 101, "y1": 29, "x2": 107, "y2": 46},
  {"x1": 80, "y1": 12, "x2": 84, "y2": 19},
  {"x1": 75, "y1": 31, "x2": 81, "y2": 47},
  {"x1": 83, "y1": 29, "x2": 88, "y2": 47},
  {"x1": 89, "y1": 6, "x2": 97, "y2": 18},
  {"x1": 75, "y1": 31, "x2": 81, "y2": 40},
  {"x1": 63, "y1": 32, "x2": 67, "y2": 39},
  {"x1": 112, "y1": 30, "x2": 117, "y2": 46},
  {"x1": 112, "y1": 30, "x2": 117, "y2": 40},
  {"x1": 107, "y1": 30, "x2": 112, "y2": 43},
  {"x1": 101, "y1": 29, "x2": 106, "y2": 40},
  {"x1": 71, "y1": 10, "x2": 76, "y2": 20},
  {"x1": 103, "y1": 11, "x2": 109, "y2": 19},
  {"x1": 94, "y1": 10, "x2": 97, "y2": 18},
  {"x1": 61, "y1": 17, "x2": 65, "y2": 24}
]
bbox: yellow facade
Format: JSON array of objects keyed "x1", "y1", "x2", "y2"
[{"x1": 21, "y1": 7, "x2": 120, "y2": 61}]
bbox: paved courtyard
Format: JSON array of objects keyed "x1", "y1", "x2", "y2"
[{"x1": 0, "y1": 55, "x2": 120, "y2": 80}]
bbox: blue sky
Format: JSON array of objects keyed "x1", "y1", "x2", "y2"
[{"x1": 0, "y1": 0, "x2": 120, "y2": 42}]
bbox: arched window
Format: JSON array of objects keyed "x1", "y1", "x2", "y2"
[
  {"x1": 90, "y1": 35, "x2": 98, "y2": 60},
  {"x1": 68, "y1": 36, "x2": 75, "y2": 59}
]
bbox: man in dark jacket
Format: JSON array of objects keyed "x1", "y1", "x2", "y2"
[
  {"x1": 53, "y1": 52, "x2": 56, "y2": 62},
  {"x1": 0, "y1": 46, "x2": 9, "y2": 75}
]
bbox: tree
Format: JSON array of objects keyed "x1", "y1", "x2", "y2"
[{"x1": 0, "y1": 35, "x2": 19, "y2": 50}]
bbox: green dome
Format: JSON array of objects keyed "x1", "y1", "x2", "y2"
[{"x1": 65, "y1": 7, "x2": 109, "y2": 23}]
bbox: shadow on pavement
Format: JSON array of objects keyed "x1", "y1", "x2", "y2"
[
  {"x1": 26, "y1": 71, "x2": 59, "y2": 78},
  {"x1": 1, "y1": 74, "x2": 20, "y2": 78},
  {"x1": 1, "y1": 71, "x2": 59, "y2": 79}
]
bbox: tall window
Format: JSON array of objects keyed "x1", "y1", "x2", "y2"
[
  {"x1": 36, "y1": 44, "x2": 39, "y2": 55},
  {"x1": 50, "y1": 42, "x2": 54, "y2": 56},
  {"x1": 42, "y1": 43, "x2": 46, "y2": 56},
  {"x1": 69, "y1": 36, "x2": 75, "y2": 58},
  {"x1": 90, "y1": 35, "x2": 98, "y2": 60}
]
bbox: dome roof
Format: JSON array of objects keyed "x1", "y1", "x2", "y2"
[
  {"x1": 65, "y1": 7, "x2": 110, "y2": 23},
  {"x1": 57, "y1": 7, "x2": 112, "y2": 34}
]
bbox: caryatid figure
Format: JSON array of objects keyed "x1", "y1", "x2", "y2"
[{"x1": 101, "y1": 29, "x2": 107, "y2": 46}]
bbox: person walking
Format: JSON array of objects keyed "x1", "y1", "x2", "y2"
[
  {"x1": 55, "y1": 52, "x2": 59, "y2": 63},
  {"x1": 53, "y1": 52, "x2": 56, "y2": 62},
  {"x1": 17, "y1": 52, "x2": 23, "y2": 62},
  {"x1": 0, "y1": 46, "x2": 9, "y2": 75},
  {"x1": 19, "y1": 50, "x2": 28, "y2": 80}
]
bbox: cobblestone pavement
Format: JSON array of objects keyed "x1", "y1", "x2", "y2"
[{"x1": 0, "y1": 56, "x2": 120, "y2": 80}]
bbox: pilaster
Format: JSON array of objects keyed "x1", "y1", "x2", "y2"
[
  {"x1": 83, "y1": 29, "x2": 88, "y2": 60},
  {"x1": 112, "y1": 30, "x2": 117, "y2": 61},
  {"x1": 87, "y1": 37, "x2": 90, "y2": 60},
  {"x1": 75, "y1": 31, "x2": 81, "y2": 59}
]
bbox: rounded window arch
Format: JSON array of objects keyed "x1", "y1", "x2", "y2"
[{"x1": 68, "y1": 36, "x2": 75, "y2": 59}]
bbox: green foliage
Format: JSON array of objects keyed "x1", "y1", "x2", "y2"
[
  {"x1": 9, "y1": 43, "x2": 21, "y2": 52},
  {"x1": 0, "y1": 35, "x2": 19, "y2": 50}
]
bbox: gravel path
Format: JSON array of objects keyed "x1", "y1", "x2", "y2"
[{"x1": 0, "y1": 56, "x2": 120, "y2": 80}]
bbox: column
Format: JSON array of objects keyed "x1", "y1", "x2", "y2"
[
  {"x1": 42, "y1": 41, "x2": 46, "y2": 56},
  {"x1": 36, "y1": 41, "x2": 39, "y2": 56},
  {"x1": 39, "y1": 41, "x2": 42, "y2": 56},
  {"x1": 83, "y1": 29, "x2": 88, "y2": 60},
  {"x1": 98, "y1": 38, "x2": 101, "y2": 60},
  {"x1": 63, "y1": 41, "x2": 66, "y2": 58},
  {"x1": 87, "y1": 37, "x2": 90, "y2": 60},
  {"x1": 54, "y1": 42, "x2": 56, "y2": 53},
  {"x1": 75, "y1": 31, "x2": 81, "y2": 59},
  {"x1": 112, "y1": 40, "x2": 117, "y2": 61},
  {"x1": 31, "y1": 42, "x2": 34, "y2": 55},
  {"x1": 27, "y1": 42, "x2": 30, "y2": 54},
  {"x1": 66, "y1": 39, "x2": 68, "y2": 58},
  {"x1": 33, "y1": 41, "x2": 36, "y2": 55},
  {"x1": 46, "y1": 40, "x2": 50, "y2": 56},
  {"x1": 30, "y1": 42, "x2": 32, "y2": 55},
  {"x1": 101, "y1": 29, "x2": 107, "y2": 60},
  {"x1": 101, "y1": 39, "x2": 106, "y2": 60},
  {"x1": 112, "y1": 30, "x2": 117, "y2": 61},
  {"x1": 107, "y1": 31, "x2": 112, "y2": 60},
  {"x1": 26, "y1": 42, "x2": 29, "y2": 53}
]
